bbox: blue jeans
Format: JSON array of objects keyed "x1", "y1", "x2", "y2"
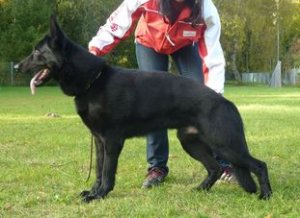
[{"x1": 135, "y1": 43, "x2": 204, "y2": 173}]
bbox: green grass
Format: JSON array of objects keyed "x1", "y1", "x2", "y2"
[{"x1": 0, "y1": 85, "x2": 300, "y2": 218}]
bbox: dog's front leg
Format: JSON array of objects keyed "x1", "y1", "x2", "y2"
[
  {"x1": 82, "y1": 136, "x2": 124, "y2": 202},
  {"x1": 80, "y1": 135, "x2": 104, "y2": 199}
]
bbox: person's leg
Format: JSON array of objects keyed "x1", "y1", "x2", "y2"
[
  {"x1": 171, "y1": 43, "x2": 203, "y2": 83},
  {"x1": 135, "y1": 43, "x2": 169, "y2": 188},
  {"x1": 171, "y1": 44, "x2": 235, "y2": 182}
]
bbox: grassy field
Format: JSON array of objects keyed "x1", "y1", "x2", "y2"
[{"x1": 0, "y1": 85, "x2": 300, "y2": 218}]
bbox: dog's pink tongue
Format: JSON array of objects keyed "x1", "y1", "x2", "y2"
[{"x1": 30, "y1": 78, "x2": 36, "y2": 95}]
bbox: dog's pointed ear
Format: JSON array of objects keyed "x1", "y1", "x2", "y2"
[{"x1": 49, "y1": 15, "x2": 64, "y2": 48}]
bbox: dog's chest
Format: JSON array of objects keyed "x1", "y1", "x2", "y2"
[{"x1": 74, "y1": 96, "x2": 107, "y2": 127}]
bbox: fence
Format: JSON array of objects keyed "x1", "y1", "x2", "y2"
[
  {"x1": 1, "y1": 61, "x2": 299, "y2": 86},
  {"x1": 0, "y1": 61, "x2": 32, "y2": 86},
  {"x1": 242, "y1": 69, "x2": 299, "y2": 85},
  {"x1": 282, "y1": 68, "x2": 299, "y2": 85},
  {"x1": 241, "y1": 72, "x2": 271, "y2": 84}
]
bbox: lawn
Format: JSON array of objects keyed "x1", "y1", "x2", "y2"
[{"x1": 0, "y1": 85, "x2": 300, "y2": 218}]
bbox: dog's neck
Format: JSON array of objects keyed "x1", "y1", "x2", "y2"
[{"x1": 55, "y1": 38, "x2": 107, "y2": 96}]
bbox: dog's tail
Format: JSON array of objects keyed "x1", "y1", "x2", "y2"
[{"x1": 233, "y1": 166, "x2": 257, "y2": 194}]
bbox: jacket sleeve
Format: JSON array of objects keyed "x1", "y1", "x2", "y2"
[
  {"x1": 88, "y1": 0, "x2": 148, "y2": 56},
  {"x1": 198, "y1": 0, "x2": 225, "y2": 94}
]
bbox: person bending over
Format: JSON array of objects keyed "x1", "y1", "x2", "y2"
[{"x1": 89, "y1": 0, "x2": 234, "y2": 188}]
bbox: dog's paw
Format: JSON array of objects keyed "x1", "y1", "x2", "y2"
[
  {"x1": 82, "y1": 195, "x2": 98, "y2": 203},
  {"x1": 79, "y1": 190, "x2": 91, "y2": 198},
  {"x1": 195, "y1": 182, "x2": 212, "y2": 191},
  {"x1": 80, "y1": 190, "x2": 106, "y2": 203},
  {"x1": 81, "y1": 193, "x2": 104, "y2": 203},
  {"x1": 259, "y1": 191, "x2": 272, "y2": 200}
]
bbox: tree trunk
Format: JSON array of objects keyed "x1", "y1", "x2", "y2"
[{"x1": 231, "y1": 39, "x2": 242, "y2": 82}]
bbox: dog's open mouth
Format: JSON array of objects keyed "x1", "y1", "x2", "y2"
[{"x1": 30, "y1": 69, "x2": 51, "y2": 95}]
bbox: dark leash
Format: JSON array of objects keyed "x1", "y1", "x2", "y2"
[
  {"x1": 85, "y1": 134, "x2": 94, "y2": 182},
  {"x1": 84, "y1": 69, "x2": 103, "y2": 182},
  {"x1": 83, "y1": 70, "x2": 103, "y2": 182}
]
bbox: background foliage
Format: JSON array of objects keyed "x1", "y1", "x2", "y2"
[
  {"x1": 0, "y1": 0, "x2": 300, "y2": 78},
  {"x1": 216, "y1": 0, "x2": 300, "y2": 79}
]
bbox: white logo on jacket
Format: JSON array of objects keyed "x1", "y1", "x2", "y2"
[{"x1": 183, "y1": 31, "x2": 196, "y2": 37}]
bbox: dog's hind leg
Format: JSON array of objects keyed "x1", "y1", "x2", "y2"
[
  {"x1": 245, "y1": 156, "x2": 272, "y2": 199},
  {"x1": 232, "y1": 165, "x2": 257, "y2": 194},
  {"x1": 80, "y1": 135, "x2": 104, "y2": 199},
  {"x1": 82, "y1": 135, "x2": 125, "y2": 202},
  {"x1": 220, "y1": 151, "x2": 271, "y2": 199},
  {"x1": 177, "y1": 127, "x2": 222, "y2": 191}
]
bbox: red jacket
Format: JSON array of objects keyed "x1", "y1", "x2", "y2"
[{"x1": 89, "y1": 0, "x2": 225, "y2": 93}]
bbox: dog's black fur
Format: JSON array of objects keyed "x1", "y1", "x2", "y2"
[{"x1": 16, "y1": 16, "x2": 272, "y2": 202}]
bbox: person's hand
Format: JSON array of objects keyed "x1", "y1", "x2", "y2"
[
  {"x1": 89, "y1": 50, "x2": 97, "y2": 56},
  {"x1": 89, "y1": 46, "x2": 100, "y2": 56}
]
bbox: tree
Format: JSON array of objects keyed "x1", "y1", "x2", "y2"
[
  {"x1": 216, "y1": 0, "x2": 246, "y2": 81},
  {"x1": 281, "y1": 3, "x2": 300, "y2": 69},
  {"x1": 0, "y1": 0, "x2": 54, "y2": 61},
  {"x1": 55, "y1": 0, "x2": 137, "y2": 68},
  {"x1": 1, "y1": 0, "x2": 299, "y2": 81},
  {"x1": 215, "y1": 0, "x2": 299, "y2": 76},
  {"x1": 0, "y1": 0, "x2": 137, "y2": 68}
]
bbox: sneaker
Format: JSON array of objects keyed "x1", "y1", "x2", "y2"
[
  {"x1": 141, "y1": 167, "x2": 168, "y2": 189},
  {"x1": 217, "y1": 166, "x2": 237, "y2": 183}
]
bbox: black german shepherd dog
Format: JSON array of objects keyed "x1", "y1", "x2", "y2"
[{"x1": 15, "y1": 16, "x2": 272, "y2": 202}]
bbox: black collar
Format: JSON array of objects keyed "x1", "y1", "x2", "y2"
[{"x1": 84, "y1": 69, "x2": 103, "y2": 92}]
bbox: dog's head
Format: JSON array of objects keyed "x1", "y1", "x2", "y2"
[{"x1": 14, "y1": 15, "x2": 65, "y2": 94}]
